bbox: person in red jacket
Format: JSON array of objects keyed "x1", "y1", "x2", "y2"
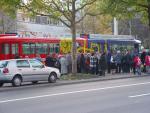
[
  {"x1": 133, "y1": 54, "x2": 141, "y2": 75},
  {"x1": 145, "y1": 54, "x2": 150, "y2": 73}
]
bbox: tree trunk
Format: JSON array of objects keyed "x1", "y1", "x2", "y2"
[
  {"x1": 2, "y1": 13, "x2": 5, "y2": 33},
  {"x1": 71, "y1": 26, "x2": 77, "y2": 75},
  {"x1": 71, "y1": 0, "x2": 77, "y2": 75},
  {"x1": 147, "y1": 4, "x2": 150, "y2": 48}
]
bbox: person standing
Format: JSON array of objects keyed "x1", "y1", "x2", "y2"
[
  {"x1": 90, "y1": 53, "x2": 97, "y2": 74},
  {"x1": 85, "y1": 53, "x2": 90, "y2": 74},
  {"x1": 106, "y1": 51, "x2": 111, "y2": 74},
  {"x1": 95, "y1": 52, "x2": 100, "y2": 75},
  {"x1": 141, "y1": 50, "x2": 146, "y2": 72},
  {"x1": 60, "y1": 55, "x2": 68, "y2": 75},
  {"x1": 133, "y1": 54, "x2": 141, "y2": 75},
  {"x1": 80, "y1": 53, "x2": 85, "y2": 73},
  {"x1": 145, "y1": 53, "x2": 150, "y2": 73},
  {"x1": 124, "y1": 51, "x2": 132, "y2": 73},
  {"x1": 99, "y1": 52, "x2": 107, "y2": 76},
  {"x1": 77, "y1": 53, "x2": 81, "y2": 73},
  {"x1": 45, "y1": 54, "x2": 54, "y2": 67},
  {"x1": 110, "y1": 53, "x2": 117, "y2": 74},
  {"x1": 66, "y1": 53, "x2": 72, "y2": 73},
  {"x1": 114, "y1": 51, "x2": 122, "y2": 73}
]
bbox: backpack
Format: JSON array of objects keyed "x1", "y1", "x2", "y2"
[
  {"x1": 146, "y1": 56, "x2": 150, "y2": 66},
  {"x1": 137, "y1": 58, "x2": 141, "y2": 66},
  {"x1": 134, "y1": 57, "x2": 141, "y2": 66}
]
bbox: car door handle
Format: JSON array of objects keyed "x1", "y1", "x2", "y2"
[
  {"x1": 18, "y1": 69, "x2": 22, "y2": 71},
  {"x1": 33, "y1": 69, "x2": 36, "y2": 70}
]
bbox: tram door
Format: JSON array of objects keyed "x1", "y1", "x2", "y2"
[
  {"x1": 10, "y1": 43, "x2": 19, "y2": 59},
  {"x1": 0, "y1": 43, "x2": 10, "y2": 60}
]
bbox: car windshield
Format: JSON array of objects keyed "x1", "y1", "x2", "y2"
[{"x1": 0, "y1": 61, "x2": 8, "y2": 68}]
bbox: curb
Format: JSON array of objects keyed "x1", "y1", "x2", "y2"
[
  {"x1": 1, "y1": 74, "x2": 149, "y2": 90},
  {"x1": 55, "y1": 74, "x2": 150, "y2": 86}
]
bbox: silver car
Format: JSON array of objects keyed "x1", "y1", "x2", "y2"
[{"x1": 0, "y1": 59, "x2": 61, "y2": 87}]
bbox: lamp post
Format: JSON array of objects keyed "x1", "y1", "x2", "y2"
[{"x1": 114, "y1": 17, "x2": 118, "y2": 35}]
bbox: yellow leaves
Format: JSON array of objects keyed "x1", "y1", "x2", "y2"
[{"x1": 60, "y1": 39, "x2": 72, "y2": 53}]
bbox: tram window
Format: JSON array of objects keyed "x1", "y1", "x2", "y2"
[
  {"x1": 49, "y1": 44, "x2": 54, "y2": 53},
  {"x1": 36, "y1": 43, "x2": 42, "y2": 54},
  {"x1": 43, "y1": 43, "x2": 48, "y2": 54},
  {"x1": 12, "y1": 44, "x2": 18, "y2": 54},
  {"x1": 2, "y1": 44, "x2": 9, "y2": 54},
  {"x1": 23, "y1": 43, "x2": 30, "y2": 54},
  {"x1": 30, "y1": 43, "x2": 35, "y2": 54},
  {"x1": 55, "y1": 44, "x2": 60, "y2": 53},
  {"x1": 36, "y1": 43, "x2": 48, "y2": 54}
]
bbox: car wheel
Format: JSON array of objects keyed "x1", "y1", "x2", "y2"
[
  {"x1": 48, "y1": 72, "x2": 57, "y2": 83},
  {"x1": 12, "y1": 76, "x2": 22, "y2": 87},
  {"x1": 0, "y1": 83, "x2": 4, "y2": 87},
  {"x1": 32, "y1": 81, "x2": 38, "y2": 84}
]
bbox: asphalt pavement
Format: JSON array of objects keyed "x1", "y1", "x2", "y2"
[{"x1": 0, "y1": 75, "x2": 150, "y2": 113}]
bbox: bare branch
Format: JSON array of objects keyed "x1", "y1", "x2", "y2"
[
  {"x1": 59, "y1": 18, "x2": 71, "y2": 28},
  {"x1": 20, "y1": 4, "x2": 71, "y2": 28},
  {"x1": 75, "y1": 0, "x2": 97, "y2": 12},
  {"x1": 51, "y1": 0, "x2": 72, "y2": 22},
  {"x1": 75, "y1": 13, "x2": 87, "y2": 24}
]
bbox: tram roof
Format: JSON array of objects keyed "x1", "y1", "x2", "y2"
[
  {"x1": 88, "y1": 35, "x2": 141, "y2": 44},
  {"x1": 89, "y1": 34, "x2": 135, "y2": 40},
  {"x1": 0, "y1": 36, "x2": 86, "y2": 43},
  {"x1": 0, "y1": 36, "x2": 60, "y2": 43}
]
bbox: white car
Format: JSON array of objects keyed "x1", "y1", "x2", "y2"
[{"x1": 0, "y1": 59, "x2": 61, "y2": 87}]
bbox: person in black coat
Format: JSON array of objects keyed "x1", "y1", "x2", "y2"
[
  {"x1": 106, "y1": 51, "x2": 111, "y2": 73},
  {"x1": 99, "y1": 52, "x2": 107, "y2": 76},
  {"x1": 124, "y1": 51, "x2": 132, "y2": 73},
  {"x1": 141, "y1": 50, "x2": 146, "y2": 72},
  {"x1": 45, "y1": 54, "x2": 55, "y2": 67},
  {"x1": 80, "y1": 53, "x2": 85, "y2": 73}
]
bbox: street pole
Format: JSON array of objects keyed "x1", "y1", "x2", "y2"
[
  {"x1": 114, "y1": 17, "x2": 118, "y2": 35},
  {"x1": 129, "y1": 20, "x2": 132, "y2": 35}
]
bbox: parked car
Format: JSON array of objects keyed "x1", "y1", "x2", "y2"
[{"x1": 0, "y1": 59, "x2": 61, "y2": 87}]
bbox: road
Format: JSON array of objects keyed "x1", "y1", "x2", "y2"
[{"x1": 0, "y1": 76, "x2": 150, "y2": 113}]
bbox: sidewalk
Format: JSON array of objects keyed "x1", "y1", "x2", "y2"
[{"x1": 56, "y1": 73, "x2": 150, "y2": 86}]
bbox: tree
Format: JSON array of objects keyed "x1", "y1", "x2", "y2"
[
  {"x1": 0, "y1": 0, "x2": 21, "y2": 33},
  {"x1": 97, "y1": 0, "x2": 150, "y2": 28},
  {"x1": 77, "y1": 15, "x2": 112, "y2": 34},
  {"x1": 95, "y1": 0, "x2": 150, "y2": 47},
  {"x1": 20, "y1": 0, "x2": 97, "y2": 75},
  {"x1": 0, "y1": 0, "x2": 21, "y2": 17}
]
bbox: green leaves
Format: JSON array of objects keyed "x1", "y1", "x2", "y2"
[
  {"x1": 96, "y1": 0, "x2": 149, "y2": 24},
  {"x1": 0, "y1": 0, "x2": 21, "y2": 18}
]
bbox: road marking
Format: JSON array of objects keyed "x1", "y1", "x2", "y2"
[
  {"x1": 1, "y1": 81, "x2": 150, "y2": 104},
  {"x1": 129, "y1": 93, "x2": 150, "y2": 98}
]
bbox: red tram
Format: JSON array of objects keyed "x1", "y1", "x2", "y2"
[{"x1": 0, "y1": 35, "x2": 86, "y2": 60}]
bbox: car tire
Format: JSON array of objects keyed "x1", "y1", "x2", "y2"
[
  {"x1": 0, "y1": 83, "x2": 4, "y2": 87},
  {"x1": 12, "y1": 76, "x2": 22, "y2": 87},
  {"x1": 48, "y1": 72, "x2": 57, "y2": 83},
  {"x1": 32, "y1": 81, "x2": 38, "y2": 84}
]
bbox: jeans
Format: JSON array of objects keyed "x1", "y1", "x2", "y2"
[
  {"x1": 116, "y1": 63, "x2": 121, "y2": 73},
  {"x1": 146, "y1": 66, "x2": 150, "y2": 73},
  {"x1": 90, "y1": 67, "x2": 96, "y2": 74},
  {"x1": 135, "y1": 66, "x2": 141, "y2": 75}
]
